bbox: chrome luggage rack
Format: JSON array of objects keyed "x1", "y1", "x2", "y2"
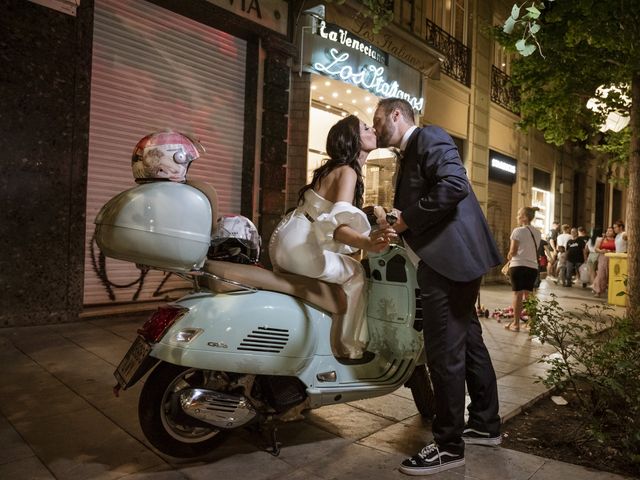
[{"x1": 138, "y1": 264, "x2": 258, "y2": 294}]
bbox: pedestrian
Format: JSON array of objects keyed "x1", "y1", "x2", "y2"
[
  {"x1": 556, "y1": 224, "x2": 572, "y2": 250},
  {"x1": 505, "y1": 207, "x2": 541, "y2": 331},
  {"x1": 613, "y1": 220, "x2": 628, "y2": 253},
  {"x1": 585, "y1": 226, "x2": 603, "y2": 285},
  {"x1": 373, "y1": 98, "x2": 503, "y2": 476},
  {"x1": 564, "y1": 228, "x2": 587, "y2": 287},
  {"x1": 547, "y1": 221, "x2": 560, "y2": 277},
  {"x1": 592, "y1": 226, "x2": 616, "y2": 297}
]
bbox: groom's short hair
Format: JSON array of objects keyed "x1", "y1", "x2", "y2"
[{"x1": 376, "y1": 98, "x2": 415, "y2": 125}]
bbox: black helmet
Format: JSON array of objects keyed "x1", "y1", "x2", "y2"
[{"x1": 208, "y1": 215, "x2": 261, "y2": 264}]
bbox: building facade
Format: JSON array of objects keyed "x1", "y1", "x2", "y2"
[{"x1": 0, "y1": 0, "x2": 628, "y2": 326}]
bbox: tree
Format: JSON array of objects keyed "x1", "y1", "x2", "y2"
[{"x1": 496, "y1": 0, "x2": 640, "y2": 326}]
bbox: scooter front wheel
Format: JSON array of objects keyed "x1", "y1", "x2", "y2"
[
  {"x1": 405, "y1": 365, "x2": 435, "y2": 420},
  {"x1": 139, "y1": 362, "x2": 229, "y2": 458}
]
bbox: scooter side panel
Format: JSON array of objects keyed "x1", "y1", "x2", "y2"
[{"x1": 150, "y1": 291, "x2": 330, "y2": 375}]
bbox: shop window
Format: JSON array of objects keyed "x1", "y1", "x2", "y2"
[
  {"x1": 532, "y1": 168, "x2": 552, "y2": 234},
  {"x1": 398, "y1": 0, "x2": 415, "y2": 30},
  {"x1": 612, "y1": 188, "x2": 622, "y2": 224},
  {"x1": 426, "y1": 0, "x2": 468, "y2": 44}
]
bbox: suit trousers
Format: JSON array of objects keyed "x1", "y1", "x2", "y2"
[{"x1": 417, "y1": 262, "x2": 500, "y2": 451}]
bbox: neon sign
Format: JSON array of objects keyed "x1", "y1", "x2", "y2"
[
  {"x1": 313, "y1": 48, "x2": 424, "y2": 111},
  {"x1": 318, "y1": 21, "x2": 387, "y2": 64}
]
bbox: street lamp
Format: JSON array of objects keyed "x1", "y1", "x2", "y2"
[
  {"x1": 586, "y1": 85, "x2": 630, "y2": 132},
  {"x1": 298, "y1": 5, "x2": 326, "y2": 77}
]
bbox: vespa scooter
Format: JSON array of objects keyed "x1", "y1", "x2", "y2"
[{"x1": 97, "y1": 180, "x2": 433, "y2": 458}]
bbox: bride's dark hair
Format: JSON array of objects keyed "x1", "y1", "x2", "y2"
[{"x1": 298, "y1": 115, "x2": 365, "y2": 208}]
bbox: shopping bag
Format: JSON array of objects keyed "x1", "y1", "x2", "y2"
[{"x1": 579, "y1": 263, "x2": 590, "y2": 284}]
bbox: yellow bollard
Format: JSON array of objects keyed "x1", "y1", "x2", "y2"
[{"x1": 605, "y1": 253, "x2": 628, "y2": 306}]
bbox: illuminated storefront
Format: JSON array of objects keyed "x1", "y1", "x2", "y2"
[{"x1": 296, "y1": 18, "x2": 425, "y2": 206}]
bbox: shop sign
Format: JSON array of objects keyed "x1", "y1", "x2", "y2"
[
  {"x1": 302, "y1": 21, "x2": 424, "y2": 112},
  {"x1": 205, "y1": 0, "x2": 288, "y2": 35},
  {"x1": 489, "y1": 150, "x2": 517, "y2": 184}
]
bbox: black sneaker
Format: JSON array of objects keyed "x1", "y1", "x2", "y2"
[
  {"x1": 462, "y1": 427, "x2": 502, "y2": 446},
  {"x1": 399, "y1": 442, "x2": 465, "y2": 476}
]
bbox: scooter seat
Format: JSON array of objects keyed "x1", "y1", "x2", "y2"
[{"x1": 203, "y1": 260, "x2": 347, "y2": 315}]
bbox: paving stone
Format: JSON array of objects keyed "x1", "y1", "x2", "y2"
[
  {"x1": 302, "y1": 442, "x2": 419, "y2": 480},
  {"x1": 530, "y1": 458, "x2": 632, "y2": 480},
  {"x1": 347, "y1": 392, "x2": 418, "y2": 422},
  {"x1": 304, "y1": 403, "x2": 394, "y2": 439},
  {"x1": 0, "y1": 455, "x2": 55, "y2": 480},
  {"x1": 11, "y1": 408, "x2": 164, "y2": 480},
  {"x1": 0, "y1": 415, "x2": 35, "y2": 465},
  {"x1": 274, "y1": 421, "x2": 351, "y2": 468},
  {"x1": 357, "y1": 414, "x2": 431, "y2": 456}
]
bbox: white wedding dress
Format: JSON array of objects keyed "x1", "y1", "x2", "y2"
[{"x1": 269, "y1": 189, "x2": 370, "y2": 359}]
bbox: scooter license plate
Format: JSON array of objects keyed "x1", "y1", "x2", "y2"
[{"x1": 114, "y1": 336, "x2": 152, "y2": 388}]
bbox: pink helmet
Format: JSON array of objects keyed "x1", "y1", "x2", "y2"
[{"x1": 131, "y1": 131, "x2": 204, "y2": 183}]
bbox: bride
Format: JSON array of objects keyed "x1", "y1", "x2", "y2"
[{"x1": 269, "y1": 115, "x2": 393, "y2": 360}]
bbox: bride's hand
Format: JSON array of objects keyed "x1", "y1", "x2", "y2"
[{"x1": 367, "y1": 227, "x2": 397, "y2": 253}]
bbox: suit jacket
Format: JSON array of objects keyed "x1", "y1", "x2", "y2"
[{"x1": 394, "y1": 126, "x2": 503, "y2": 282}]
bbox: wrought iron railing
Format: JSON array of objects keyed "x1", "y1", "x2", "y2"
[
  {"x1": 425, "y1": 18, "x2": 470, "y2": 86},
  {"x1": 491, "y1": 65, "x2": 520, "y2": 113}
]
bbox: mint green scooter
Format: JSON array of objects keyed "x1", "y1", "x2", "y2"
[{"x1": 97, "y1": 181, "x2": 433, "y2": 458}]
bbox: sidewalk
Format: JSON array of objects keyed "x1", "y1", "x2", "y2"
[{"x1": 0, "y1": 278, "x2": 632, "y2": 480}]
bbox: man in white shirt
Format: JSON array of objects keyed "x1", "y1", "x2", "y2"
[
  {"x1": 613, "y1": 220, "x2": 628, "y2": 253},
  {"x1": 556, "y1": 224, "x2": 572, "y2": 250}
]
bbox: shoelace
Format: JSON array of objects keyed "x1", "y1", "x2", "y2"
[{"x1": 417, "y1": 443, "x2": 439, "y2": 461}]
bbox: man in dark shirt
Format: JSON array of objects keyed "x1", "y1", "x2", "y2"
[{"x1": 564, "y1": 228, "x2": 586, "y2": 287}]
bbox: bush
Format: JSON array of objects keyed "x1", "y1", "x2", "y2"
[{"x1": 524, "y1": 295, "x2": 640, "y2": 464}]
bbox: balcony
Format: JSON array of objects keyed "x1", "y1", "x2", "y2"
[
  {"x1": 425, "y1": 18, "x2": 470, "y2": 86},
  {"x1": 491, "y1": 65, "x2": 520, "y2": 114}
]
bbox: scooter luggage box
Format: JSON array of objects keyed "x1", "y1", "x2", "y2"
[{"x1": 94, "y1": 182, "x2": 212, "y2": 272}]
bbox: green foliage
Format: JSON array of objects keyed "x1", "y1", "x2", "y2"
[
  {"x1": 524, "y1": 295, "x2": 640, "y2": 463},
  {"x1": 502, "y1": 1, "x2": 547, "y2": 56},
  {"x1": 588, "y1": 128, "x2": 631, "y2": 185},
  {"x1": 494, "y1": 1, "x2": 640, "y2": 147},
  {"x1": 360, "y1": 0, "x2": 393, "y2": 32}
]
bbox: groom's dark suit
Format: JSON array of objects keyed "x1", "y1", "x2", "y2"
[{"x1": 395, "y1": 126, "x2": 502, "y2": 452}]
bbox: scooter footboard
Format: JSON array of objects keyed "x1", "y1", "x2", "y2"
[{"x1": 150, "y1": 291, "x2": 330, "y2": 376}]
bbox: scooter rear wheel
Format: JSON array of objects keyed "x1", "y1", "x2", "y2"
[
  {"x1": 139, "y1": 362, "x2": 229, "y2": 458},
  {"x1": 405, "y1": 365, "x2": 435, "y2": 420}
]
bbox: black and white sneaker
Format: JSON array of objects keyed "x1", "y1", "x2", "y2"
[
  {"x1": 399, "y1": 442, "x2": 465, "y2": 476},
  {"x1": 462, "y1": 427, "x2": 502, "y2": 446}
]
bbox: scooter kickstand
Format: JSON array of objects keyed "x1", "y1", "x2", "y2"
[
  {"x1": 265, "y1": 425, "x2": 281, "y2": 457},
  {"x1": 248, "y1": 423, "x2": 282, "y2": 456}
]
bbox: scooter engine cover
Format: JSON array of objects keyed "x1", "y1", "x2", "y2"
[{"x1": 179, "y1": 388, "x2": 256, "y2": 428}]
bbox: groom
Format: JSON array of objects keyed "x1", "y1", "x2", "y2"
[{"x1": 373, "y1": 98, "x2": 503, "y2": 476}]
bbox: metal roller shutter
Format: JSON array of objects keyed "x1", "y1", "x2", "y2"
[{"x1": 84, "y1": 0, "x2": 247, "y2": 306}]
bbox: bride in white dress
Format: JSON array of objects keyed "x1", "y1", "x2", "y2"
[{"x1": 269, "y1": 115, "x2": 392, "y2": 360}]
